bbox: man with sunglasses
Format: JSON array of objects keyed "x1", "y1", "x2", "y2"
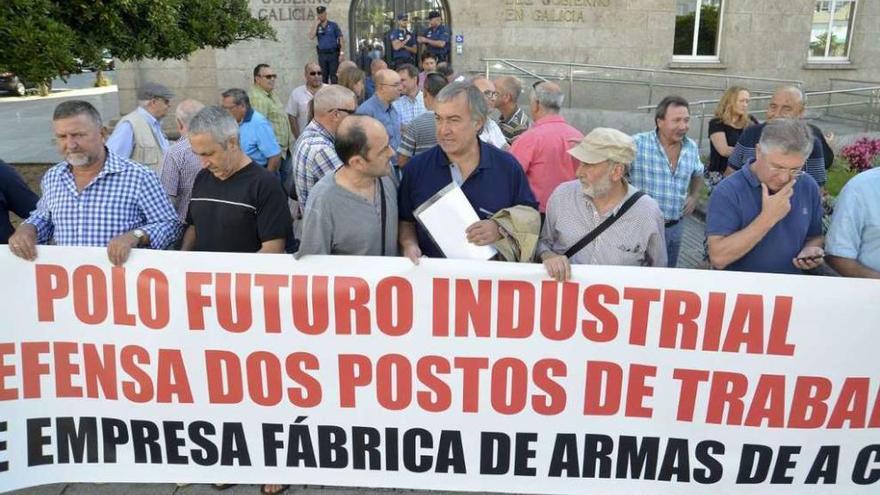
[
  {"x1": 707, "y1": 119, "x2": 825, "y2": 274},
  {"x1": 292, "y1": 85, "x2": 357, "y2": 207},
  {"x1": 250, "y1": 64, "x2": 293, "y2": 185},
  {"x1": 286, "y1": 62, "x2": 325, "y2": 140},
  {"x1": 107, "y1": 82, "x2": 174, "y2": 173}
]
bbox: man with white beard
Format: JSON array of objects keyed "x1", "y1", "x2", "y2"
[
  {"x1": 538, "y1": 128, "x2": 667, "y2": 281},
  {"x1": 7, "y1": 100, "x2": 181, "y2": 265}
]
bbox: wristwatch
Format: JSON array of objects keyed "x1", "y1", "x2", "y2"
[{"x1": 131, "y1": 228, "x2": 147, "y2": 246}]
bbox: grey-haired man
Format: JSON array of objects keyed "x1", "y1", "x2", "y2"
[{"x1": 539, "y1": 127, "x2": 667, "y2": 281}]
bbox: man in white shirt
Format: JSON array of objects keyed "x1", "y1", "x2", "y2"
[{"x1": 286, "y1": 62, "x2": 324, "y2": 139}]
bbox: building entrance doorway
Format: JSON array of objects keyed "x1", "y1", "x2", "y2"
[{"x1": 349, "y1": 0, "x2": 450, "y2": 71}]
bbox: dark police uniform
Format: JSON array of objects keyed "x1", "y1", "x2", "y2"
[
  {"x1": 423, "y1": 23, "x2": 450, "y2": 63},
  {"x1": 315, "y1": 20, "x2": 342, "y2": 84},
  {"x1": 389, "y1": 27, "x2": 416, "y2": 68}
]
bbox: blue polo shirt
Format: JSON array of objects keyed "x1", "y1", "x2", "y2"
[
  {"x1": 357, "y1": 94, "x2": 402, "y2": 152},
  {"x1": 826, "y1": 167, "x2": 880, "y2": 272},
  {"x1": 423, "y1": 24, "x2": 450, "y2": 58},
  {"x1": 316, "y1": 21, "x2": 342, "y2": 51},
  {"x1": 398, "y1": 141, "x2": 538, "y2": 258},
  {"x1": 239, "y1": 108, "x2": 281, "y2": 167},
  {"x1": 389, "y1": 28, "x2": 416, "y2": 61},
  {"x1": 706, "y1": 160, "x2": 822, "y2": 274}
]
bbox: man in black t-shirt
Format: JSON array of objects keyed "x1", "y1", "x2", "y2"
[{"x1": 182, "y1": 106, "x2": 291, "y2": 253}]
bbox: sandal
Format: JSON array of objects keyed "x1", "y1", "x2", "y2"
[{"x1": 261, "y1": 484, "x2": 290, "y2": 495}]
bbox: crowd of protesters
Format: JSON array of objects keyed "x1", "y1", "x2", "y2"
[{"x1": 4, "y1": 8, "x2": 879, "y2": 302}]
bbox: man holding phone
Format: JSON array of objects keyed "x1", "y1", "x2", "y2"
[{"x1": 706, "y1": 119, "x2": 825, "y2": 274}]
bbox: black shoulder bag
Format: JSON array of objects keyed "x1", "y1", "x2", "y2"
[
  {"x1": 564, "y1": 191, "x2": 646, "y2": 258},
  {"x1": 378, "y1": 178, "x2": 387, "y2": 256}
]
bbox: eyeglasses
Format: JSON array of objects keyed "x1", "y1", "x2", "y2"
[
  {"x1": 332, "y1": 108, "x2": 356, "y2": 115},
  {"x1": 768, "y1": 164, "x2": 806, "y2": 177},
  {"x1": 309, "y1": 71, "x2": 323, "y2": 76},
  {"x1": 482, "y1": 90, "x2": 498, "y2": 99},
  {"x1": 260, "y1": 74, "x2": 277, "y2": 79}
]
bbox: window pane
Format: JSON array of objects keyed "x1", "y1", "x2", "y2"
[
  {"x1": 674, "y1": 0, "x2": 698, "y2": 56},
  {"x1": 696, "y1": 0, "x2": 722, "y2": 56},
  {"x1": 829, "y1": 1, "x2": 854, "y2": 57},
  {"x1": 809, "y1": 0, "x2": 855, "y2": 58}
]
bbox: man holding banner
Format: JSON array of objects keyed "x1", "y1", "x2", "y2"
[
  {"x1": 7, "y1": 100, "x2": 181, "y2": 266},
  {"x1": 539, "y1": 128, "x2": 667, "y2": 281},
  {"x1": 706, "y1": 118, "x2": 825, "y2": 274}
]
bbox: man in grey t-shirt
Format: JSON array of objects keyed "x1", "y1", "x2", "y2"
[{"x1": 298, "y1": 115, "x2": 398, "y2": 256}]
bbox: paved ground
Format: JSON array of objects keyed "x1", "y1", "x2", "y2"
[
  {"x1": 0, "y1": 72, "x2": 118, "y2": 164},
  {"x1": 8, "y1": 484, "x2": 496, "y2": 495}
]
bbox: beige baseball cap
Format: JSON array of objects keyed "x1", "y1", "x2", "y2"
[{"x1": 567, "y1": 127, "x2": 636, "y2": 165}]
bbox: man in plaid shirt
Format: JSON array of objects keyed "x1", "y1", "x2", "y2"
[
  {"x1": 292, "y1": 85, "x2": 357, "y2": 207},
  {"x1": 8, "y1": 100, "x2": 181, "y2": 265},
  {"x1": 629, "y1": 95, "x2": 704, "y2": 268}
]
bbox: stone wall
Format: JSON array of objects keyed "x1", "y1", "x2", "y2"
[{"x1": 116, "y1": 0, "x2": 880, "y2": 128}]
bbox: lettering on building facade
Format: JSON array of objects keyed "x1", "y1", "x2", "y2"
[
  {"x1": 502, "y1": 0, "x2": 612, "y2": 24},
  {"x1": 255, "y1": 0, "x2": 332, "y2": 23}
]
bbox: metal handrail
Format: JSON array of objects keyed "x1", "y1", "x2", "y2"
[
  {"x1": 484, "y1": 58, "x2": 805, "y2": 85},
  {"x1": 484, "y1": 57, "x2": 804, "y2": 109},
  {"x1": 636, "y1": 86, "x2": 880, "y2": 148}
]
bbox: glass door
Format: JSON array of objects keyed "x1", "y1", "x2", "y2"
[{"x1": 350, "y1": 0, "x2": 450, "y2": 71}]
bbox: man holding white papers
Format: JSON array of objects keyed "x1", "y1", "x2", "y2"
[{"x1": 398, "y1": 81, "x2": 538, "y2": 262}]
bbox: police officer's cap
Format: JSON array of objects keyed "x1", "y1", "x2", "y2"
[
  {"x1": 427, "y1": 11, "x2": 441, "y2": 19},
  {"x1": 397, "y1": 14, "x2": 408, "y2": 21},
  {"x1": 316, "y1": 6, "x2": 327, "y2": 14}
]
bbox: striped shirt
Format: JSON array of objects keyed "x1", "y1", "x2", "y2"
[
  {"x1": 25, "y1": 150, "x2": 181, "y2": 248},
  {"x1": 497, "y1": 106, "x2": 532, "y2": 144},
  {"x1": 158, "y1": 136, "x2": 202, "y2": 221},
  {"x1": 398, "y1": 111, "x2": 437, "y2": 158},
  {"x1": 249, "y1": 86, "x2": 292, "y2": 153},
  {"x1": 630, "y1": 130, "x2": 704, "y2": 221},
  {"x1": 728, "y1": 122, "x2": 827, "y2": 186},
  {"x1": 292, "y1": 120, "x2": 343, "y2": 206},
  {"x1": 537, "y1": 181, "x2": 667, "y2": 267},
  {"x1": 392, "y1": 91, "x2": 426, "y2": 128}
]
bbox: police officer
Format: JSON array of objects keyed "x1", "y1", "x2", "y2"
[
  {"x1": 388, "y1": 14, "x2": 417, "y2": 69},
  {"x1": 309, "y1": 6, "x2": 344, "y2": 84},
  {"x1": 417, "y1": 11, "x2": 450, "y2": 63}
]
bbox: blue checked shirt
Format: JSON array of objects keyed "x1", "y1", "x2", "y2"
[
  {"x1": 292, "y1": 120, "x2": 343, "y2": 206},
  {"x1": 392, "y1": 91, "x2": 426, "y2": 128},
  {"x1": 25, "y1": 150, "x2": 182, "y2": 248},
  {"x1": 630, "y1": 130, "x2": 704, "y2": 221}
]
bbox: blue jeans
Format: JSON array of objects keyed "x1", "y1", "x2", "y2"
[{"x1": 665, "y1": 220, "x2": 684, "y2": 268}]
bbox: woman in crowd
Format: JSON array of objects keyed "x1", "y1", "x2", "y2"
[
  {"x1": 338, "y1": 65, "x2": 366, "y2": 104},
  {"x1": 706, "y1": 86, "x2": 758, "y2": 188}
]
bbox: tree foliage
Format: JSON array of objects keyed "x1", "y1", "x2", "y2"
[{"x1": 0, "y1": 0, "x2": 275, "y2": 84}]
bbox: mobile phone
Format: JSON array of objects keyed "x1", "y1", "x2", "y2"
[{"x1": 796, "y1": 254, "x2": 824, "y2": 262}]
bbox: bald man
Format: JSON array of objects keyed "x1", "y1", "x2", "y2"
[
  {"x1": 727, "y1": 86, "x2": 827, "y2": 188},
  {"x1": 357, "y1": 68, "x2": 402, "y2": 160},
  {"x1": 299, "y1": 115, "x2": 398, "y2": 256}
]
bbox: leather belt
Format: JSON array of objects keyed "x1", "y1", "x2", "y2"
[{"x1": 665, "y1": 218, "x2": 681, "y2": 228}]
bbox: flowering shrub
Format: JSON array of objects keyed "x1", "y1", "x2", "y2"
[{"x1": 840, "y1": 137, "x2": 880, "y2": 172}]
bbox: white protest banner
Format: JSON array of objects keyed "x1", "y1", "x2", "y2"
[{"x1": 0, "y1": 246, "x2": 878, "y2": 494}]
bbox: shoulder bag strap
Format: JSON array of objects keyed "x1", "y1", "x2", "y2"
[
  {"x1": 378, "y1": 178, "x2": 387, "y2": 257},
  {"x1": 563, "y1": 191, "x2": 646, "y2": 259}
]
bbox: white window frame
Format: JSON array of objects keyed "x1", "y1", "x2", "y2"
[
  {"x1": 808, "y1": 0, "x2": 857, "y2": 63},
  {"x1": 672, "y1": 0, "x2": 725, "y2": 62}
]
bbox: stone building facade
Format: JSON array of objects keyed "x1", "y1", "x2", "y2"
[{"x1": 117, "y1": 0, "x2": 879, "y2": 126}]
